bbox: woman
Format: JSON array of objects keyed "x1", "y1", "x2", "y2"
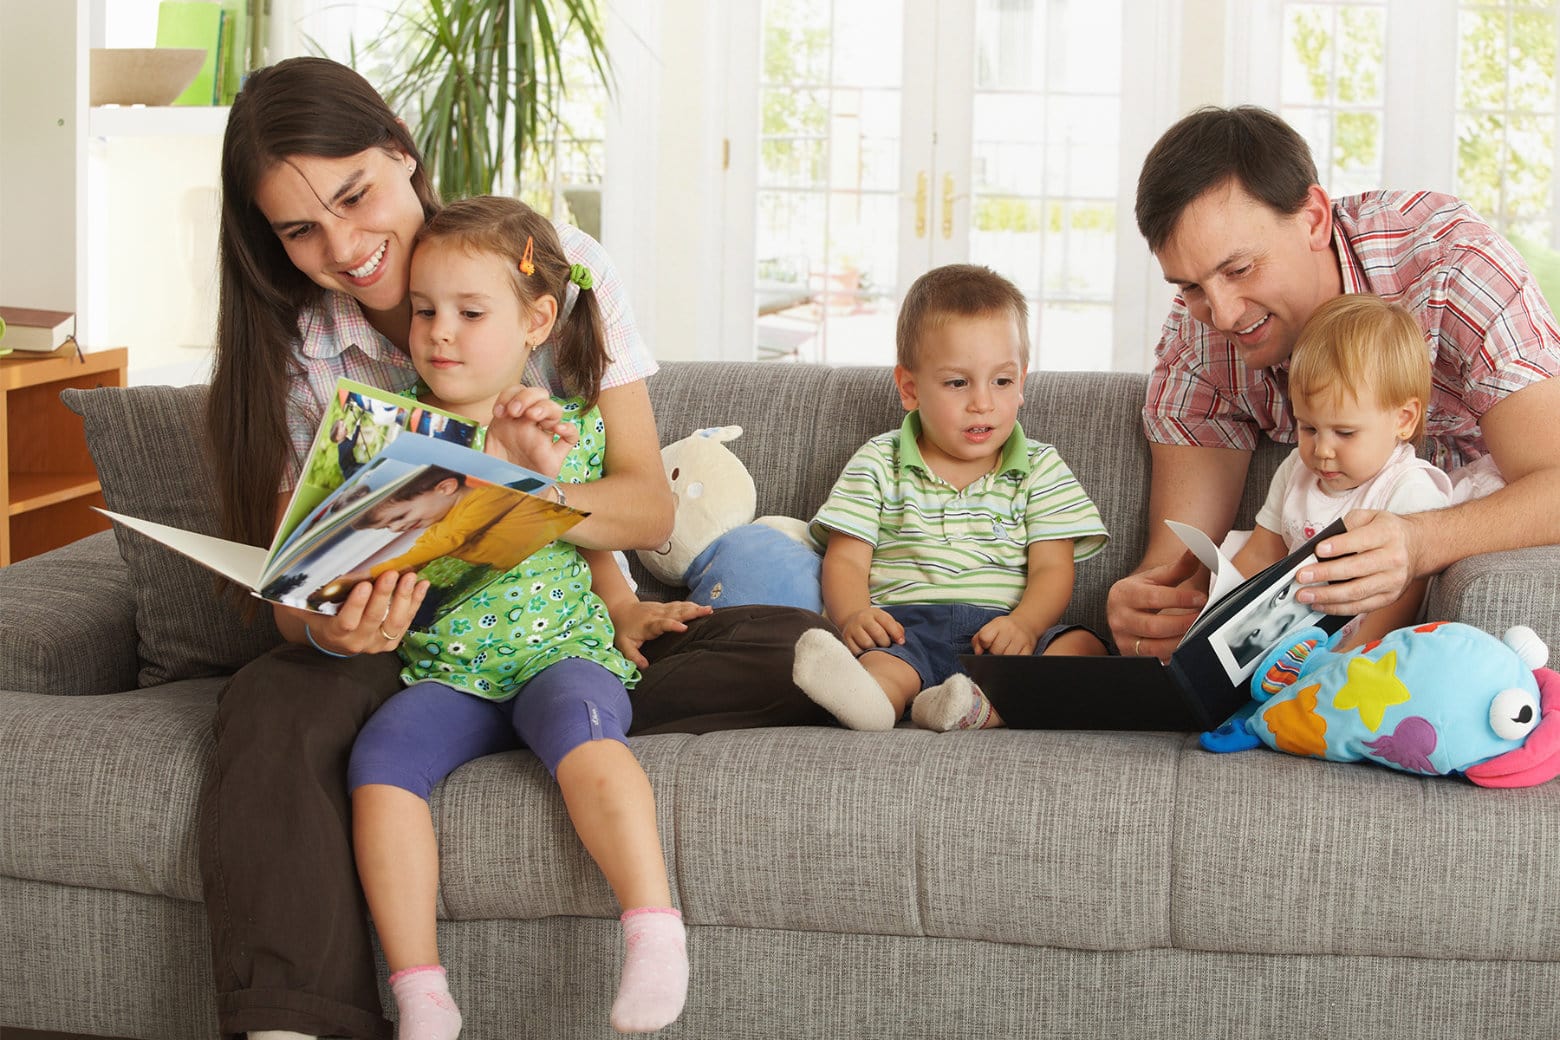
[{"x1": 202, "y1": 56, "x2": 834, "y2": 1040}]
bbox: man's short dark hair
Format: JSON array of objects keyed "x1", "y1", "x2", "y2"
[
  {"x1": 896, "y1": 264, "x2": 1030, "y2": 370},
  {"x1": 1135, "y1": 105, "x2": 1320, "y2": 253}
]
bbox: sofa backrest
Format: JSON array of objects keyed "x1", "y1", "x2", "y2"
[
  {"x1": 65, "y1": 363, "x2": 1289, "y2": 681},
  {"x1": 641, "y1": 362, "x2": 1289, "y2": 634}
]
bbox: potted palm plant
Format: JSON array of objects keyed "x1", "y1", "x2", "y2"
[{"x1": 358, "y1": 0, "x2": 611, "y2": 199}]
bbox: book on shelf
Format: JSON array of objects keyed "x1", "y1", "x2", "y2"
[
  {"x1": 157, "y1": 1, "x2": 226, "y2": 105},
  {"x1": 0, "y1": 306, "x2": 75, "y2": 353},
  {"x1": 100, "y1": 378, "x2": 586, "y2": 619},
  {"x1": 961, "y1": 517, "x2": 1353, "y2": 732}
]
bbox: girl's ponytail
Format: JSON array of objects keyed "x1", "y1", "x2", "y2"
[{"x1": 554, "y1": 267, "x2": 609, "y2": 408}]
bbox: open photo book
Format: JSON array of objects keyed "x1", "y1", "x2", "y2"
[
  {"x1": 961, "y1": 517, "x2": 1352, "y2": 732},
  {"x1": 100, "y1": 378, "x2": 585, "y2": 617}
]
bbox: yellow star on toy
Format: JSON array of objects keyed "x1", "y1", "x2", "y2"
[{"x1": 1332, "y1": 650, "x2": 1411, "y2": 731}]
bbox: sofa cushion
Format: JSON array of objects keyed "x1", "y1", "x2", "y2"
[{"x1": 62, "y1": 385, "x2": 280, "y2": 686}]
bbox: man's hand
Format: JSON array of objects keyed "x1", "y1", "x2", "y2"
[
  {"x1": 1105, "y1": 549, "x2": 1207, "y2": 661},
  {"x1": 1296, "y1": 508, "x2": 1423, "y2": 615},
  {"x1": 971, "y1": 614, "x2": 1041, "y2": 656},
  {"x1": 611, "y1": 599, "x2": 713, "y2": 668},
  {"x1": 838, "y1": 606, "x2": 905, "y2": 656},
  {"x1": 484, "y1": 385, "x2": 578, "y2": 477}
]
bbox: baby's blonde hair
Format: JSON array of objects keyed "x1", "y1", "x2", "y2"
[{"x1": 1289, "y1": 293, "x2": 1429, "y2": 440}]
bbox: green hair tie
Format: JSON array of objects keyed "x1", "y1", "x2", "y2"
[{"x1": 569, "y1": 263, "x2": 594, "y2": 291}]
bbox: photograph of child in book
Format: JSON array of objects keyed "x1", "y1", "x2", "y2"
[
  {"x1": 789, "y1": 264, "x2": 1111, "y2": 733},
  {"x1": 341, "y1": 197, "x2": 687, "y2": 1037},
  {"x1": 1217, "y1": 292, "x2": 1505, "y2": 675}
]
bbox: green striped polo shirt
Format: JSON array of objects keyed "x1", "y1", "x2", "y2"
[{"x1": 810, "y1": 412, "x2": 1109, "y2": 610}]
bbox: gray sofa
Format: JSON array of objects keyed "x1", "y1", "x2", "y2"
[{"x1": 5, "y1": 361, "x2": 1560, "y2": 1040}]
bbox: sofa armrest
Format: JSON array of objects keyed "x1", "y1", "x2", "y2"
[
  {"x1": 0, "y1": 530, "x2": 140, "y2": 694},
  {"x1": 1425, "y1": 544, "x2": 1560, "y2": 648}
]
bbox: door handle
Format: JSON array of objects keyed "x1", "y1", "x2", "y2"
[
  {"x1": 942, "y1": 174, "x2": 956, "y2": 239},
  {"x1": 916, "y1": 171, "x2": 928, "y2": 239}
]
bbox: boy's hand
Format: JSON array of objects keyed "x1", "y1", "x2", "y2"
[
  {"x1": 485, "y1": 386, "x2": 579, "y2": 478},
  {"x1": 612, "y1": 599, "x2": 714, "y2": 668},
  {"x1": 971, "y1": 614, "x2": 1041, "y2": 656},
  {"x1": 838, "y1": 606, "x2": 904, "y2": 655}
]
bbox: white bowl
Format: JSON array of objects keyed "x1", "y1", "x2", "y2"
[{"x1": 90, "y1": 47, "x2": 208, "y2": 107}]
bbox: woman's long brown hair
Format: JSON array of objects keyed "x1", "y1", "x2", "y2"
[{"x1": 207, "y1": 57, "x2": 438, "y2": 548}]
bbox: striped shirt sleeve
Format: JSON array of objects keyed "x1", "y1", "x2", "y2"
[
  {"x1": 1020, "y1": 445, "x2": 1110, "y2": 562},
  {"x1": 810, "y1": 435, "x2": 895, "y2": 548}
]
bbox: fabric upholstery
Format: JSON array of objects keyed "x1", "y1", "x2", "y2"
[
  {"x1": 61, "y1": 384, "x2": 281, "y2": 685},
  {"x1": 0, "y1": 682, "x2": 220, "y2": 900},
  {"x1": 0, "y1": 530, "x2": 138, "y2": 694}
]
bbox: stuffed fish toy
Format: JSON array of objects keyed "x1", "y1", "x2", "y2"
[{"x1": 1201, "y1": 621, "x2": 1560, "y2": 788}]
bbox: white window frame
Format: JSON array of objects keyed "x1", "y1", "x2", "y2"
[{"x1": 715, "y1": 0, "x2": 1185, "y2": 371}]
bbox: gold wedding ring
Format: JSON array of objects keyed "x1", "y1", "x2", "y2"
[
  {"x1": 1134, "y1": 638, "x2": 1143, "y2": 656},
  {"x1": 380, "y1": 625, "x2": 401, "y2": 642}
]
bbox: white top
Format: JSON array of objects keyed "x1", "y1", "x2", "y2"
[{"x1": 1256, "y1": 442, "x2": 1453, "y2": 551}]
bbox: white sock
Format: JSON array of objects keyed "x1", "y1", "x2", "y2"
[
  {"x1": 791, "y1": 628, "x2": 897, "y2": 731},
  {"x1": 611, "y1": 907, "x2": 689, "y2": 1033},
  {"x1": 911, "y1": 673, "x2": 999, "y2": 732},
  {"x1": 247, "y1": 1033, "x2": 317, "y2": 1040}
]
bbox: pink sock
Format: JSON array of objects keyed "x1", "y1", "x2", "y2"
[
  {"x1": 389, "y1": 965, "x2": 462, "y2": 1040},
  {"x1": 610, "y1": 907, "x2": 689, "y2": 1033}
]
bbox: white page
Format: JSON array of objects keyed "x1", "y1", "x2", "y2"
[
  {"x1": 96, "y1": 509, "x2": 267, "y2": 592},
  {"x1": 1164, "y1": 519, "x2": 1246, "y2": 621}
]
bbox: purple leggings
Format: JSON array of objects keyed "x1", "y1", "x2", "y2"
[{"x1": 347, "y1": 657, "x2": 631, "y2": 797}]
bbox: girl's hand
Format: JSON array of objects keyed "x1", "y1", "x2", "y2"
[
  {"x1": 304, "y1": 570, "x2": 428, "y2": 655},
  {"x1": 612, "y1": 599, "x2": 713, "y2": 668},
  {"x1": 485, "y1": 385, "x2": 579, "y2": 478}
]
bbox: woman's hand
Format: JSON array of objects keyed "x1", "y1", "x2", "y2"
[
  {"x1": 485, "y1": 386, "x2": 578, "y2": 478},
  {"x1": 611, "y1": 599, "x2": 713, "y2": 668},
  {"x1": 286, "y1": 570, "x2": 428, "y2": 655}
]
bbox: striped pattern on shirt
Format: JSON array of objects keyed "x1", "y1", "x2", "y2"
[
  {"x1": 281, "y1": 221, "x2": 656, "y2": 491},
  {"x1": 811, "y1": 413, "x2": 1109, "y2": 610},
  {"x1": 1143, "y1": 190, "x2": 1560, "y2": 473}
]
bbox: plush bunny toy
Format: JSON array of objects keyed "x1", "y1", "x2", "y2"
[{"x1": 635, "y1": 426, "x2": 823, "y2": 612}]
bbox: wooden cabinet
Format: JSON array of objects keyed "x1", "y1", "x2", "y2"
[{"x1": 0, "y1": 348, "x2": 128, "y2": 565}]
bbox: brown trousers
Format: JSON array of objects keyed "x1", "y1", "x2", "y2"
[{"x1": 199, "y1": 604, "x2": 838, "y2": 1039}]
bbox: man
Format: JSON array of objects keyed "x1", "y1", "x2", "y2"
[{"x1": 1107, "y1": 105, "x2": 1560, "y2": 659}]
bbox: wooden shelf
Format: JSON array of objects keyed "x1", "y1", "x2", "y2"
[
  {"x1": 7, "y1": 472, "x2": 103, "y2": 516},
  {"x1": 0, "y1": 347, "x2": 128, "y2": 565}
]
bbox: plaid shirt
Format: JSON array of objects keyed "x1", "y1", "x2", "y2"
[
  {"x1": 1143, "y1": 191, "x2": 1560, "y2": 473},
  {"x1": 281, "y1": 221, "x2": 656, "y2": 490}
]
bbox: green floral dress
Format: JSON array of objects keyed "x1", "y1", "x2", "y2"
[{"x1": 396, "y1": 397, "x2": 639, "y2": 699}]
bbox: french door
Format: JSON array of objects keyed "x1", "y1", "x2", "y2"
[{"x1": 724, "y1": 0, "x2": 1153, "y2": 370}]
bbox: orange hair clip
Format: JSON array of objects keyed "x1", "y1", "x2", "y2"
[{"x1": 518, "y1": 236, "x2": 536, "y2": 276}]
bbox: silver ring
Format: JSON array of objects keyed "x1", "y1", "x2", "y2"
[{"x1": 1134, "y1": 638, "x2": 1143, "y2": 656}]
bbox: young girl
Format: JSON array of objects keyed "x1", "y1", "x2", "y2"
[
  {"x1": 1229, "y1": 293, "x2": 1460, "y2": 651},
  {"x1": 343, "y1": 197, "x2": 687, "y2": 1037}
]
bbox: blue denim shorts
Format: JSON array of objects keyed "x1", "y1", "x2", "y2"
[{"x1": 864, "y1": 603, "x2": 1106, "y2": 688}]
